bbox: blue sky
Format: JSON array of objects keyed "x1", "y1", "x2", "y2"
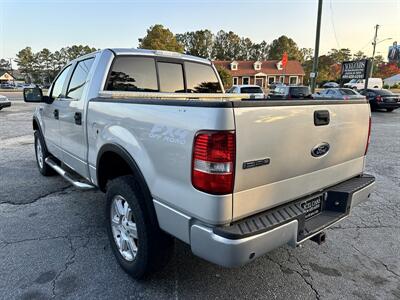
[{"x1": 1, "y1": 0, "x2": 399, "y2": 66}]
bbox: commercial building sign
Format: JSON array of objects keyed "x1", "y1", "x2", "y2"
[{"x1": 341, "y1": 60, "x2": 369, "y2": 80}]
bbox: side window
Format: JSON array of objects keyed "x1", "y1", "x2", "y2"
[
  {"x1": 50, "y1": 65, "x2": 72, "y2": 99},
  {"x1": 105, "y1": 57, "x2": 158, "y2": 92},
  {"x1": 157, "y1": 62, "x2": 185, "y2": 93},
  {"x1": 66, "y1": 58, "x2": 95, "y2": 100},
  {"x1": 185, "y1": 62, "x2": 222, "y2": 93}
]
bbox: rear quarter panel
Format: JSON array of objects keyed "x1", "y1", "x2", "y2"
[{"x1": 87, "y1": 101, "x2": 235, "y2": 225}]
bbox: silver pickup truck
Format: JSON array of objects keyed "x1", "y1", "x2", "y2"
[{"x1": 24, "y1": 48, "x2": 375, "y2": 279}]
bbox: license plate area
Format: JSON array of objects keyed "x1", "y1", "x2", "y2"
[{"x1": 301, "y1": 195, "x2": 323, "y2": 220}]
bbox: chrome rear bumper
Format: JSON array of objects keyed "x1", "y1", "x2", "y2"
[{"x1": 189, "y1": 174, "x2": 375, "y2": 267}]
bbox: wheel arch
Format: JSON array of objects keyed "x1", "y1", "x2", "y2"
[{"x1": 96, "y1": 144, "x2": 159, "y2": 227}]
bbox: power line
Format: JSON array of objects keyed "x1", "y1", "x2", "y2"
[{"x1": 329, "y1": 0, "x2": 341, "y2": 49}]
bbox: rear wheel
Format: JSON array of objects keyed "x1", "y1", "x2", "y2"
[
  {"x1": 386, "y1": 108, "x2": 394, "y2": 112},
  {"x1": 106, "y1": 175, "x2": 173, "y2": 279},
  {"x1": 34, "y1": 131, "x2": 56, "y2": 176}
]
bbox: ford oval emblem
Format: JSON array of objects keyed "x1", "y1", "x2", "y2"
[{"x1": 311, "y1": 142, "x2": 330, "y2": 157}]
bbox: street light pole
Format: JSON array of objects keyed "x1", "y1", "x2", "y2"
[
  {"x1": 369, "y1": 24, "x2": 380, "y2": 78},
  {"x1": 311, "y1": 0, "x2": 323, "y2": 93}
]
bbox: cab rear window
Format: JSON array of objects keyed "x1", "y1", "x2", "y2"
[
  {"x1": 185, "y1": 62, "x2": 222, "y2": 93},
  {"x1": 105, "y1": 57, "x2": 158, "y2": 92},
  {"x1": 105, "y1": 57, "x2": 222, "y2": 94}
]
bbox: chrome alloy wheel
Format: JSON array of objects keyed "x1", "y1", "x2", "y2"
[
  {"x1": 36, "y1": 140, "x2": 44, "y2": 169},
  {"x1": 110, "y1": 195, "x2": 138, "y2": 261}
]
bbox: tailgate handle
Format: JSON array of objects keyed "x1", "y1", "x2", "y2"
[{"x1": 314, "y1": 110, "x2": 330, "y2": 126}]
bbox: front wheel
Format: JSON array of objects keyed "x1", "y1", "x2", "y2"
[
  {"x1": 106, "y1": 175, "x2": 173, "y2": 279},
  {"x1": 34, "y1": 131, "x2": 56, "y2": 176}
]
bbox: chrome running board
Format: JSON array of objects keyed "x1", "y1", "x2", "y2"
[{"x1": 45, "y1": 157, "x2": 95, "y2": 190}]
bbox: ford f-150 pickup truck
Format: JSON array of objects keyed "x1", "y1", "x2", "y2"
[{"x1": 24, "y1": 48, "x2": 375, "y2": 279}]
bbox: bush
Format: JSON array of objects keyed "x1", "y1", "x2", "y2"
[
  {"x1": 383, "y1": 84, "x2": 390, "y2": 89},
  {"x1": 391, "y1": 83, "x2": 399, "y2": 89}
]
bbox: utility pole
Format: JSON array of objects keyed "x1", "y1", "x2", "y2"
[
  {"x1": 310, "y1": 0, "x2": 323, "y2": 93},
  {"x1": 369, "y1": 24, "x2": 379, "y2": 78}
]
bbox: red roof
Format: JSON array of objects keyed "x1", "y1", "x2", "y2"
[{"x1": 213, "y1": 60, "x2": 305, "y2": 76}]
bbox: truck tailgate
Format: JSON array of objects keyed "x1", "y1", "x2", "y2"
[{"x1": 232, "y1": 100, "x2": 370, "y2": 221}]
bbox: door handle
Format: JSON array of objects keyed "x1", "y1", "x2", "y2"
[
  {"x1": 74, "y1": 112, "x2": 82, "y2": 125},
  {"x1": 314, "y1": 110, "x2": 330, "y2": 126},
  {"x1": 53, "y1": 109, "x2": 59, "y2": 120}
]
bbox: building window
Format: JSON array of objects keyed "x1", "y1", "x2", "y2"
[
  {"x1": 268, "y1": 76, "x2": 276, "y2": 85},
  {"x1": 230, "y1": 61, "x2": 238, "y2": 70},
  {"x1": 233, "y1": 77, "x2": 238, "y2": 85},
  {"x1": 242, "y1": 77, "x2": 250, "y2": 85},
  {"x1": 279, "y1": 76, "x2": 285, "y2": 83},
  {"x1": 254, "y1": 62, "x2": 262, "y2": 71},
  {"x1": 289, "y1": 76, "x2": 298, "y2": 85}
]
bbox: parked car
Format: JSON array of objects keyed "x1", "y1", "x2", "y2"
[
  {"x1": 344, "y1": 78, "x2": 383, "y2": 90},
  {"x1": 23, "y1": 48, "x2": 375, "y2": 279},
  {"x1": 269, "y1": 82, "x2": 285, "y2": 90},
  {"x1": 0, "y1": 95, "x2": 11, "y2": 110},
  {"x1": 0, "y1": 83, "x2": 15, "y2": 89},
  {"x1": 322, "y1": 82, "x2": 339, "y2": 88},
  {"x1": 360, "y1": 88, "x2": 400, "y2": 112},
  {"x1": 226, "y1": 85, "x2": 265, "y2": 99},
  {"x1": 314, "y1": 88, "x2": 365, "y2": 100},
  {"x1": 269, "y1": 85, "x2": 313, "y2": 99}
]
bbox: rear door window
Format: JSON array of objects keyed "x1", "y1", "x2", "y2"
[
  {"x1": 157, "y1": 62, "x2": 185, "y2": 93},
  {"x1": 66, "y1": 58, "x2": 95, "y2": 100},
  {"x1": 106, "y1": 57, "x2": 158, "y2": 92},
  {"x1": 185, "y1": 62, "x2": 222, "y2": 93}
]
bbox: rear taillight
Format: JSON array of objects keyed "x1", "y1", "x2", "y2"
[
  {"x1": 376, "y1": 95, "x2": 382, "y2": 102},
  {"x1": 364, "y1": 116, "x2": 371, "y2": 156},
  {"x1": 192, "y1": 131, "x2": 235, "y2": 195}
]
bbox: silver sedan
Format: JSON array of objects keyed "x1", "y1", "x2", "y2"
[{"x1": 314, "y1": 88, "x2": 365, "y2": 100}]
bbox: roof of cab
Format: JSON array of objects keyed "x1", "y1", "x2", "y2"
[{"x1": 108, "y1": 48, "x2": 212, "y2": 65}]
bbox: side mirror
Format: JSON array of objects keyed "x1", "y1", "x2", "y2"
[{"x1": 23, "y1": 87, "x2": 52, "y2": 103}]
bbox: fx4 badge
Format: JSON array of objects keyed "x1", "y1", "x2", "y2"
[{"x1": 311, "y1": 142, "x2": 330, "y2": 157}]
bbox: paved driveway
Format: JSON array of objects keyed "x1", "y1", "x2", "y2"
[{"x1": 0, "y1": 93, "x2": 399, "y2": 299}]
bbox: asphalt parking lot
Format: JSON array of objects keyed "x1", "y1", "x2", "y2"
[{"x1": 0, "y1": 92, "x2": 399, "y2": 300}]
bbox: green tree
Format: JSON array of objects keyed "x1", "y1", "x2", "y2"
[
  {"x1": 0, "y1": 58, "x2": 11, "y2": 71},
  {"x1": 299, "y1": 48, "x2": 313, "y2": 63},
  {"x1": 15, "y1": 47, "x2": 36, "y2": 82},
  {"x1": 176, "y1": 30, "x2": 214, "y2": 58},
  {"x1": 212, "y1": 30, "x2": 242, "y2": 60},
  {"x1": 64, "y1": 45, "x2": 97, "y2": 61},
  {"x1": 267, "y1": 35, "x2": 303, "y2": 61},
  {"x1": 139, "y1": 24, "x2": 184, "y2": 52},
  {"x1": 353, "y1": 50, "x2": 367, "y2": 60},
  {"x1": 215, "y1": 66, "x2": 232, "y2": 89},
  {"x1": 328, "y1": 48, "x2": 352, "y2": 64},
  {"x1": 249, "y1": 41, "x2": 269, "y2": 60}
]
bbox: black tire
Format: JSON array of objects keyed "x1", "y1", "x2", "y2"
[
  {"x1": 106, "y1": 175, "x2": 174, "y2": 279},
  {"x1": 386, "y1": 108, "x2": 394, "y2": 112},
  {"x1": 34, "y1": 130, "x2": 56, "y2": 176}
]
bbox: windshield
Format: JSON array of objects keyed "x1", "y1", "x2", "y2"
[
  {"x1": 240, "y1": 87, "x2": 263, "y2": 94},
  {"x1": 349, "y1": 79, "x2": 357, "y2": 83}
]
